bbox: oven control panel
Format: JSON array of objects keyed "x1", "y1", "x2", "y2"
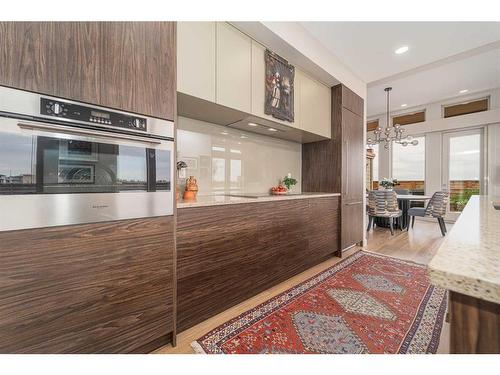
[{"x1": 40, "y1": 98, "x2": 147, "y2": 132}]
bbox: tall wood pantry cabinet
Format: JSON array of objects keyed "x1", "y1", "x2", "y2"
[{"x1": 302, "y1": 84, "x2": 364, "y2": 252}]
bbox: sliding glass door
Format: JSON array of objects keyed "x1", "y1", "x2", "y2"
[{"x1": 442, "y1": 128, "x2": 484, "y2": 220}]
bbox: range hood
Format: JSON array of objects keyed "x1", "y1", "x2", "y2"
[
  {"x1": 177, "y1": 92, "x2": 329, "y2": 144},
  {"x1": 227, "y1": 116, "x2": 327, "y2": 143}
]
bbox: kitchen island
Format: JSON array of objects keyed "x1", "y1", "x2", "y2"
[
  {"x1": 428, "y1": 195, "x2": 500, "y2": 353},
  {"x1": 176, "y1": 192, "x2": 341, "y2": 331}
]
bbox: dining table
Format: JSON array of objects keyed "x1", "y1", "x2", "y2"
[{"x1": 373, "y1": 194, "x2": 432, "y2": 230}]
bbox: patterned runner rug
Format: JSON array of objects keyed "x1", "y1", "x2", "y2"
[{"x1": 192, "y1": 251, "x2": 447, "y2": 354}]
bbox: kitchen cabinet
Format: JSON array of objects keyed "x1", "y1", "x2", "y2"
[
  {"x1": 302, "y1": 84, "x2": 365, "y2": 251},
  {"x1": 342, "y1": 107, "x2": 364, "y2": 203},
  {"x1": 216, "y1": 22, "x2": 252, "y2": 113},
  {"x1": 176, "y1": 22, "x2": 332, "y2": 139},
  {"x1": 0, "y1": 22, "x2": 98, "y2": 104},
  {"x1": 0, "y1": 22, "x2": 176, "y2": 120},
  {"x1": 177, "y1": 196, "x2": 340, "y2": 331},
  {"x1": 0, "y1": 216, "x2": 175, "y2": 353},
  {"x1": 177, "y1": 22, "x2": 216, "y2": 102},
  {"x1": 99, "y1": 22, "x2": 176, "y2": 120},
  {"x1": 299, "y1": 70, "x2": 331, "y2": 138}
]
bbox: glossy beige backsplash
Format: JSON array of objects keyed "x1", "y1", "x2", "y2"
[{"x1": 177, "y1": 116, "x2": 302, "y2": 195}]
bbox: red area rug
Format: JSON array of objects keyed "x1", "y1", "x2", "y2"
[{"x1": 192, "y1": 251, "x2": 447, "y2": 354}]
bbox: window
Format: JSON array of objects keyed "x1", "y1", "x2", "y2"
[
  {"x1": 367, "y1": 120, "x2": 379, "y2": 132},
  {"x1": 443, "y1": 98, "x2": 489, "y2": 118},
  {"x1": 392, "y1": 136, "x2": 425, "y2": 194},
  {"x1": 392, "y1": 110, "x2": 426, "y2": 126}
]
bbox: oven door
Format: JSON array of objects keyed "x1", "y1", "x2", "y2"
[{"x1": 0, "y1": 118, "x2": 174, "y2": 231}]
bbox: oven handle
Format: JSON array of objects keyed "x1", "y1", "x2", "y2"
[{"x1": 17, "y1": 121, "x2": 163, "y2": 145}]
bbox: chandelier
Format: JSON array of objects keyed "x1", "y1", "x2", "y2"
[{"x1": 367, "y1": 87, "x2": 418, "y2": 149}]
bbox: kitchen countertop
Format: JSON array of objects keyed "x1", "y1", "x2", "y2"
[
  {"x1": 177, "y1": 192, "x2": 341, "y2": 209},
  {"x1": 428, "y1": 195, "x2": 500, "y2": 304}
]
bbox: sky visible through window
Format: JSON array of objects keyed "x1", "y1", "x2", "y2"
[
  {"x1": 392, "y1": 136, "x2": 425, "y2": 181},
  {"x1": 449, "y1": 134, "x2": 480, "y2": 181}
]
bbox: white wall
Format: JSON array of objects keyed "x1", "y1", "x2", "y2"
[{"x1": 368, "y1": 88, "x2": 500, "y2": 198}]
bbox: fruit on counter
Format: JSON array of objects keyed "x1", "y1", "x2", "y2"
[{"x1": 270, "y1": 184, "x2": 287, "y2": 194}]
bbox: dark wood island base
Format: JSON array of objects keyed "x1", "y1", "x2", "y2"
[{"x1": 449, "y1": 291, "x2": 500, "y2": 353}]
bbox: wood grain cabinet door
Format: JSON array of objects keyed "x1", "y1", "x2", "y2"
[
  {"x1": 0, "y1": 217, "x2": 174, "y2": 353},
  {"x1": 0, "y1": 22, "x2": 58, "y2": 96},
  {"x1": 99, "y1": 22, "x2": 176, "y2": 120},
  {"x1": 341, "y1": 202, "x2": 364, "y2": 250},
  {"x1": 52, "y1": 22, "x2": 101, "y2": 104},
  {"x1": 342, "y1": 107, "x2": 364, "y2": 203}
]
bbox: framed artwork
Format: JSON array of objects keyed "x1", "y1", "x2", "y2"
[{"x1": 264, "y1": 50, "x2": 295, "y2": 122}]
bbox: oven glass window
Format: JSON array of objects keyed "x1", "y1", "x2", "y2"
[
  {"x1": 156, "y1": 150, "x2": 171, "y2": 191},
  {"x1": 0, "y1": 133, "x2": 170, "y2": 194},
  {"x1": 0, "y1": 133, "x2": 36, "y2": 194}
]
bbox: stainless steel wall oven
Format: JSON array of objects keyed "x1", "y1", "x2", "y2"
[{"x1": 0, "y1": 86, "x2": 174, "y2": 231}]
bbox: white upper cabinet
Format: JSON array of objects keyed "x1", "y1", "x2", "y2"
[
  {"x1": 298, "y1": 70, "x2": 331, "y2": 138},
  {"x1": 216, "y1": 22, "x2": 252, "y2": 113},
  {"x1": 177, "y1": 22, "x2": 216, "y2": 102},
  {"x1": 251, "y1": 41, "x2": 299, "y2": 129},
  {"x1": 177, "y1": 22, "x2": 331, "y2": 139}
]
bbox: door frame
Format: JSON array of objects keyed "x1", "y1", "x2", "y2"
[{"x1": 441, "y1": 127, "x2": 486, "y2": 221}]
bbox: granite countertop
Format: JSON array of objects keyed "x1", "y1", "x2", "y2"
[
  {"x1": 177, "y1": 192, "x2": 341, "y2": 209},
  {"x1": 428, "y1": 195, "x2": 500, "y2": 304}
]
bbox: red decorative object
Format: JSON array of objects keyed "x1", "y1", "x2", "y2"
[{"x1": 192, "y1": 251, "x2": 447, "y2": 354}]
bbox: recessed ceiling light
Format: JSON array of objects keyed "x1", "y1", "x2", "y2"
[
  {"x1": 401, "y1": 103, "x2": 408, "y2": 107},
  {"x1": 459, "y1": 89, "x2": 469, "y2": 94},
  {"x1": 268, "y1": 128, "x2": 277, "y2": 132},
  {"x1": 247, "y1": 122, "x2": 258, "y2": 127},
  {"x1": 221, "y1": 131, "x2": 228, "y2": 135},
  {"x1": 394, "y1": 46, "x2": 409, "y2": 55}
]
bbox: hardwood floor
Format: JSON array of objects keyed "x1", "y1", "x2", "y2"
[{"x1": 155, "y1": 217, "x2": 451, "y2": 354}]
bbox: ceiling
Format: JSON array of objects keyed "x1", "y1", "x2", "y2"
[
  {"x1": 367, "y1": 47, "x2": 500, "y2": 116},
  {"x1": 300, "y1": 22, "x2": 500, "y2": 83}
]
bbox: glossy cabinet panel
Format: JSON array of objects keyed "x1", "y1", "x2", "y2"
[
  {"x1": 300, "y1": 71, "x2": 331, "y2": 138},
  {"x1": 177, "y1": 22, "x2": 216, "y2": 102},
  {"x1": 176, "y1": 22, "x2": 332, "y2": 139},
  {"x1": 216, "y1": 22, "x2": 252, "y2": 113}
]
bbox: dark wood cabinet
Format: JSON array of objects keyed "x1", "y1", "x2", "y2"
[
  {"x1": 0, "y1": 217, "x2": 175, "y2": 353},
  {"x1": 449, "y1": 291, "x2": 500, "y2": 353},
  {"x1": 177, "y1": 197, "x2": 340, "y2": 332},
  {"x1": 100, "y1": 22, "x2": 176, "y2": 120},
  {"x1": 0, "y1": 22, "x2": 58, "y2": 95},
  {"x1": 0, "y1": 22, "x2": 175, "y2": 120},
  {"x1": 342, "y1": 108, "x2": 364, "y2": 204},
  {"x1": 53, "y1": 22, "x2": 101, "y2": 104},
  {"x1": 302, "y1": 84, "x2": 365, "y2": 251}
]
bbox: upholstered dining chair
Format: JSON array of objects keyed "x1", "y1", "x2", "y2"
[
  {"x1": 367, "y1": 190, "x2": 403, "y2": 235},
  {"x1": 407, "y1": 191, "x2": 449, "y2": 236}
]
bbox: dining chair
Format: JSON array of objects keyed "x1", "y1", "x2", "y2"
[
  {"x1": 407, "y1": 191, "x2": 449, "y2": 236},
  {"x1": 367, "y1": 190, "x2": 403, "y2": 235}
]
